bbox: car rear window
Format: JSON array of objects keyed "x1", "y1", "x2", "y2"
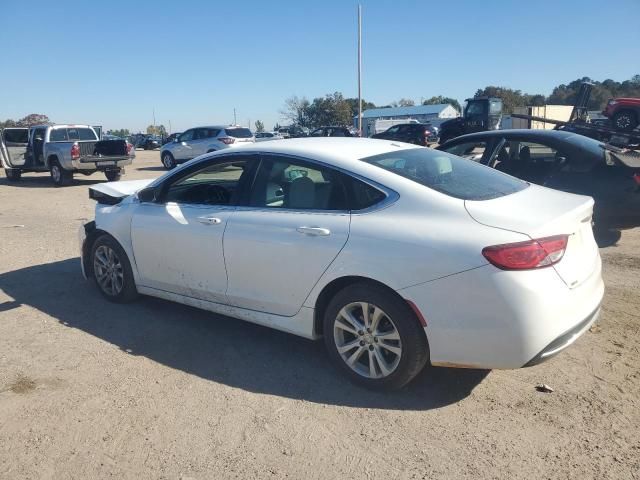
[
  {"x1": 67, "y1": 128, "x2": 97, "y2": 141},
  {"x1": 49, "y1": 129, "x2": 69, "y2": 142},
  {"x1": 362, "y1": 148, "x2": 528, "y2": 200},
  {"x1": 224, "y1": 128, "x2": 252, "y2": 138}
]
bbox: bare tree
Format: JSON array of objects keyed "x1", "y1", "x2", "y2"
[{"x1": 280, "y1": 96, "x2": 311, "y2": 127}]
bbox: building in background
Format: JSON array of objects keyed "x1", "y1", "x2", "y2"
[
  {"x1": 509, "y1": 105, "x2": 573, "y2": 130},
  {"x1": 356, "y1": 104, "x2": 459, "y2": 137}
]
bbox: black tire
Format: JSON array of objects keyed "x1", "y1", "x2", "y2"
[
  {"x1": 90, "y1": 234, "x2": 138, "y2": 303},
  {"x1": 323, "y1": 283, "x2": 429, "y2": 390},
  {"x1": 4, "y1": 168, "x2": 22, "y2": 182},
  {"x1": 161, "y1": 151, "x2": 176, "y2": 170},
  {"x1": 105, "y1": 169, "x2": 121, "y2": 182},
  {"x1": 50, "y1": 158, "x2": 72, "y2": 186},
  {"x1": 612, "y1": 110, "x2": 638, "y2": 132}
]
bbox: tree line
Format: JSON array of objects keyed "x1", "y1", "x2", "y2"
[{"x1": 3, "y1": 76, "x2": 638, "y2": 133}]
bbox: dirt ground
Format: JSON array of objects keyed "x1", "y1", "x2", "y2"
[{"x1": 0, "y1": 149, "x2": 639, "y2": 479}]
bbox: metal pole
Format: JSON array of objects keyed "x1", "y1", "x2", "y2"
[
  {"x1": 233, "y1": 108, "x2": 237, "y2": 125},
  {"x1": 358, "y1": 4, "x2": 363, "y2": 137}
]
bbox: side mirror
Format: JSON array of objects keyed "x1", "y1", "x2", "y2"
[
  {"x1": 34, "y1": 136, "x2": 44, "y2": 142},
  {"x1": 137, "y1": 186, "x2": 157, "y2": 203}
]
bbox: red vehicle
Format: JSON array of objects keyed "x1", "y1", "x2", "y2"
[{"x1": 603, "y1": 98, "x2": 640, "y2": 132}]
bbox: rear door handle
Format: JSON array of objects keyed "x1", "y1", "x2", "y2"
[
  {"x1": 197, "y1": 216, "x2": 222, "y2": 225},
  {"x1": 296, "y1": 226, "x2": 331, "y2": 236}
]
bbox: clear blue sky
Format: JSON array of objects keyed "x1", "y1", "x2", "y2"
[{"x1": 1, "y1": 0, "x2": 638, "y2": 132}]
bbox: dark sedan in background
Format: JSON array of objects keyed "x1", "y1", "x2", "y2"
[
  {"x1": 438, "y1": 129, "x2": 640, "y2": 228},
  {"x1": 372, "y1": 123, "x2": 438, "y2": 146}
]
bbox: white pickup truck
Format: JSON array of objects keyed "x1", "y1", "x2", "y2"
[{"x1": 0, "y1": 124, "x2": 134, "y2": 186}]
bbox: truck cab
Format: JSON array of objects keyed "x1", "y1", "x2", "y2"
[
  {"x1": 438, "y1": 97, "x2": 503, "y2": 144},
  {"x1": 1, "y1": 124, "x2": 134, "y2": 186}
]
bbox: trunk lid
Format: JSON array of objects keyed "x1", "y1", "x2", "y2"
[
  {"x1": 465, "y1": 184, "x2": 599, "y2": 288},
  {"x1": 89, "y1": 179, "x2": 154, "y2": 204}
]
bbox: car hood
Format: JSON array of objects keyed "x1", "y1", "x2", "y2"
[{"x1": 89, "y1": 179, "x2": 155, "y2": 204}]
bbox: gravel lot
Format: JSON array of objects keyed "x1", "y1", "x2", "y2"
[{"x1": 1, "y1": 149, "x2": 639, "y2": 479}]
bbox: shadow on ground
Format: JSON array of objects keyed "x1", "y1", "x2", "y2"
[
  {"x1": 136, "y1": 166, "x2": 167, "y2": 172},
  {"x1": 594, "y1": 228, "x2": 623, "y2": 248},
  {"x1": 0, "y1": 259, "x2": 488, "y2": 410},
  {"x1": 0, "y1": 176, "x2": 105, "y2": 188}
]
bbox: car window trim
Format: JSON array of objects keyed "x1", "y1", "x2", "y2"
[
  {"x1": 153, "y1": 153, "x2": 261, "y2": 206},
  {"x1": 232, "y1": 152, "x2": 398, "y2": 214}
]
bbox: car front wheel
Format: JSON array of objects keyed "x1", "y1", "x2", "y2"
[
  {"x1": 4, "y1": 168, "x2": 22, "y2": 181},
  {"x1": 91, "y1": 235, "x2": 138, "y2": 303},
  {"x1": 323, "y1": 283, "x2": 429, "y2": 390}
]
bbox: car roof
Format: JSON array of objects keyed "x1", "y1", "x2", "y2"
[
  {"x1": 221, "y1": 137, "x2": 415, "y2": 169},
  {"x1": 445, "y1": 129, "x2": 579, "y2": 142}
]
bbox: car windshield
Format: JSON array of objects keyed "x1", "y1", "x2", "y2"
[
  {"x1": 362, "y1": 148, "x2": 528, "y2": 200},
  {"x1": 225, "y1": 128, "x2": 252, "y2": 138}
]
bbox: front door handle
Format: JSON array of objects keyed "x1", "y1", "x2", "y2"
[
  {"x1": 197, "y1": 216, "x2": 222, "y2": 225},
  {"x1": 296, "y1": 226, "x2": 331, "y2": 236}
]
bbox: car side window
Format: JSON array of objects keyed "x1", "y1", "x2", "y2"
[
  {"x1": 249, "y1": 156, "x2": 348, "y2": 211},
  {"x1": 386, "y1": 126, "x2": 400, "y2": 134},
  {"x1": 163, "y1": 159, "x2": 251, "y2": 205},
  {"x1": 442, "y1": 141, "x2": 488, "y2": 162},
  {"x1": 179, "y1": 130, "x2": 194, "y2": 142},
  {"x1": 493, "y1": 140, "x2": 565, "y2": 184}
]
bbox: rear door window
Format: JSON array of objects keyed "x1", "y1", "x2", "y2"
[{"x1": 362, "y1": 148, "x2": 527, "y2": 200}]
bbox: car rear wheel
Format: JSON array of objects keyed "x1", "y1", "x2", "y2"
[
  {"x1": 612, "y1": 110, "x2": 638, "y2": 132},
  {"x1": 323, "y1": 283, "x2": 429, "y2": 390},
  {"x1": 91, "y1": 235, "x2": 138, "y2": 303},
  {"x1": 50, "y1": 159, "x2": 72, "y2": 186},
  {"x1": 4, "y1": 168, "x2": 22, "y2": 182},
  {"x1": 161, "y1": 151, "x2": 176, "y2": 170}
]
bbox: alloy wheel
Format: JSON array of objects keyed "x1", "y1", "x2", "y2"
[
  {"x1": 51, "y1": 165, "x2": 61, "y2": 183},
  {"x1": 333, "y1": 302, "x2": 402, "y2": 379},
  {"x1": 162, "y1": 154, "x2": 173, "y2": 169},
  {"x1": 93, "y1": 245, "x2": 124, "y2": 296},
  {"x1": 615, "y1": 114, "x2": 631, "y2": 130}
]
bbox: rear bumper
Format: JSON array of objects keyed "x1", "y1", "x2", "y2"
[
  {"x1": 75, "y1": 155, "x2": 134, "y2": 170},
  {"x1": 399, "y1": 256, "x2": 604, "y2": 370},
  {"x1": 524, "y1": 305, "x2": 600, "y2": 366}
]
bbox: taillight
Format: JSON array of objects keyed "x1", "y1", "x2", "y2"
[
  {"x1": 482, "y1": 235, "x2": 569, "y2": 270},
  {"x1": 70, "y1": 144, "x2": 80, "y2": 160},
  {"x1": 633, "y1": 173, "x2": 640, "y2": 186},
  {"x1": 126, "y1": 142, "x2": 133, "y2": 155},
  {"x1": 219, "y1": 137, "x2": 235, "y2": 145}
]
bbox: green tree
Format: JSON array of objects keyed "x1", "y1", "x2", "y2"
[
  {"x1": 18, "y1": 114, "x2": 52, "y2": 126},
  {"x1": 306, "y1": 92, "x2": 353, "y2": 127},
  {"x1": 146, "y1": 125, "x2": 167, "y2": 136},
  {"x1": 254, "y1": 120, "x2": 265, "y2": 132},
  {"x1": 344, "y1": 98, "x2": 376, "y2": 119},
  {"x1": 422, "y1": 96, "x2": 461, "y2": 112},
  {"x1": 108, "y1": 128, "x2": 130, "y2": 138},
  {"x1": 391, "y1": 98, "x2": 415, "y2": 107}
]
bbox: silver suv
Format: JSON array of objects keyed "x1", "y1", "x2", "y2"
[{"x1": 160, "y1": 126, "x2": 255, "y2": 169}]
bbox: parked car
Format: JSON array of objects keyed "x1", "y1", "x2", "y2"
[
  {"x1": 371, "y1": 123, "x2": 438, "y2": 145},
  {"x1": 162, "y1": 132, "x2": 182, "y2": 145},
  {"x1": 135, "y1": 135, "x2": 162, "y2": 150},
  {"x1": 277, "y1": 126, "x2": 307, "y2": 138},
  {"x1": 603, "y1": 97, "x2": 640, "y2": 132},
  {"x1": 255, "y1": 131, "x2": 284, "y2": 142},
  {"x1": 160, "y1": 126, "x2": 255, "y2": 169},
  {"x1": 1, "y1": 124, "x2": 134, "y2": 185},
  {"x1": 81, "y1": 138, "x2": 603, "y2": 390},
  {"x1": 309, "y1": 126, "x2": 354, "y2": 137},
  {"x1": 438, "y1": 129, "x2": 640, "y2": 228}
]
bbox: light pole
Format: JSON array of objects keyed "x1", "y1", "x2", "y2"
[{"x1": 357, "y1": 4, "x2": 363, "y2": 137}]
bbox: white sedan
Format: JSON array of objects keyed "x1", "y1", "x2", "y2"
[{"x1": 81, "y1": 138, "x2": 604, "y2": 390}]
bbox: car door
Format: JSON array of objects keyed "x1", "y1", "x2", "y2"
[
  {"x1": 0, "y1": 128, "x2": 30, "y2": 168},
  {"x1": 173, "y1": 129, "x2": 196, "y2": 160},
  {"x1": 223, "y1": 154, "x2": 351, "y2": 316},
  {"x1": 130, "y1": 154, "x2": 258, "y2": 303}
]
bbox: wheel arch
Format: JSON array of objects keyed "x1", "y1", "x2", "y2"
[
  {"x1": 82, "y1": 226, "x2": 129, "y2": 279},
  {"x1": 46, "y1": 153, "x2": 59, "y2": 169},
  {"x1": 312, "y1": 275, "x2": 426, "y2": 338}
]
